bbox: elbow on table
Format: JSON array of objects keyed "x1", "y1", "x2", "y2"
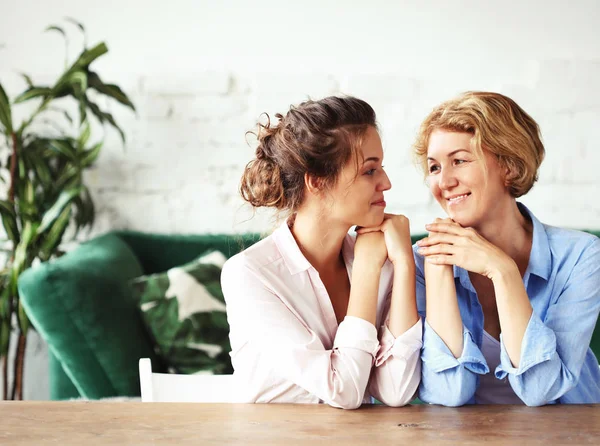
[
  {"x1": 326, "y1": 390, "x2": 365, "y2": 410},
  {"x1": 419, "y1": 389, "x2": 472, "y2": 407},
  {"x1": 519, "y1": 393, "x2": 552, "y2": 407}
]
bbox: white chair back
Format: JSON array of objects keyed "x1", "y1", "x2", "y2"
[{"x1": 139, "y1": 358, "x2": 238, "y2": 403}]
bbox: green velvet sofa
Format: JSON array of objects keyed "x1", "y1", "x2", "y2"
[{"x1": 17, "y1": 229, "x2": 600, "y2": 400}]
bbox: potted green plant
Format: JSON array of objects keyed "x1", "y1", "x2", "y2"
[{"x1": 0, "y1": 19, "x2": 135, "y2": 399}]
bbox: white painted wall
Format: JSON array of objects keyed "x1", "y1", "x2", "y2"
[{"x1": 0, "y1": 0, "x2": 599, "y2": 399}]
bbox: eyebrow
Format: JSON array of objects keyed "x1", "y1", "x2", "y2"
[
  {"x1": 362, "y1": 157, "x2": 380, "y2": 164},
  {"x1": 427, "y1": 149, "x2": 470, "y2": 161}
]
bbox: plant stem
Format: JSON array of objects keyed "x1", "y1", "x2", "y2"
[
  {"x1": 1, "y1": 355, "x2": 6, "y2": 400},
  {"x1": 11, "y1": 332, "x2": 25, "y2": 400},
  {"x1": 9, "y1": 132, "x2": 17, "y2": 202}
]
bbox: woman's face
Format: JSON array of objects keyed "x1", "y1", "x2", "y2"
[
  {"x1": 327, "y1": 126, "x2": 391, "y2": 228},
  {"x1": 426, "y1": 130, "x2": 510, "y2": 228}
]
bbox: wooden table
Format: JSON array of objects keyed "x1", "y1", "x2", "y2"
[{"x1": 1, "y1": 402, "x2": 599, "y2": 445}]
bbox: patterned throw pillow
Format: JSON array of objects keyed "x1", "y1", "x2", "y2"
[{"x1": 129, "y1": 251, "x2": 232, "y2": 375}]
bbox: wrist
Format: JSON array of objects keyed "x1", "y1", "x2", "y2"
[
  {"x1": 391, "y1": 256, "x2": 415, "y2": 274},
  {"x1": 352, "y1": 258, "x2": 383, "y2": 276},
  {"x1": 490, "y1": 257, "x2": 519, "y2": 283}
]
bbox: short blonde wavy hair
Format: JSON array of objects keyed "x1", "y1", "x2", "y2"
[{"x1": 413, "y1": 91, "x2": 545, "y2": 197}]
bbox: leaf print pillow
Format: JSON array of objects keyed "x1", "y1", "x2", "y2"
[{"x1": 129, "y1": 251, "x2": 232, "y2": 374}]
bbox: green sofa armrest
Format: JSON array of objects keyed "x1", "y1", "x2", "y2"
[{"x1": 18, "y1": 233, "x2": 161, "y2": 399}]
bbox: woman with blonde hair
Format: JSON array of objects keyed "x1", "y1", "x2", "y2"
[
  {"x1": 221, "y1": 96, "x2": 422, "y2": 409},
  {"x1": 411, "y1": 91, "x2": 600, "y2": 406}
]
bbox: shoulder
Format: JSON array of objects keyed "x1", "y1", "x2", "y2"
[
  {"x1": 222, "y1": 234, "x2": 282, "y2": 279},
  {"x1": 545, "y1": 225, "x2": 600, "y2": 262}
]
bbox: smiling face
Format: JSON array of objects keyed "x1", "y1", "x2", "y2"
[
  {"x1": 327, "y1": 126, "x2": 391, "y2": 228},
  {"x1": 426, "y1": 130, "x2": 511, "y2": 228}
]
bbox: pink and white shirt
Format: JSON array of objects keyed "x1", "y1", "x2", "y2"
[{"x1": 221, "y1": 221, "x2": 423, "y2": 409}]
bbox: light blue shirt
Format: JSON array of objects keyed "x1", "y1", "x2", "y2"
[{"x1": 415, "y1": 203, "x2": 600, "y2": 406}]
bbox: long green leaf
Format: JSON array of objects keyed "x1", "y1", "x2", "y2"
[
  {"x1": 87, "y1": 100, "x2": 126, "y2": 142},
  {"x1": 0, "y1": 82, "x2": 13, "y2": 133},
  {"x1": 20, "y1": 73, "x2": 34, "y2": 88},
  {"x1": 0, "y1": 200, "x2": 19, "y2": 245},
  {"x1": 17, "y1": 300, "x2": 29, "y2": 334},
  {"x1": 29, "y1": 154, "x2": 53, "y2": 188},
  {"x1": 79, "y1": 186, "x2": 94, "y2": 227},
  {"x1": 36, "y1": 187, "x2": 81, "y2": 235},
  {"x1": 0, "y1": 320, "x2": 9, "y2": 358},
  {"x1": 74, "y1": 42, "x2": 108, "y2": 68},
  {"x1": 78, "y1": 120, "x2": 91, "y2": 147},
  {"x1": 81, "y1": 141, "x2": 102, "y2": 167},
  {"x1": 88, "y1": 72, "x2": 135, "y2": 111},
  {"x1": 12, "y1": 220, "x2": 35, "y2": 278},
  {"x1": 64, "y1": 17, "x2": 85, "y2": 34},
  {"x1": 48, "y1": 139, "x2": 78, "y2": 161},
  {"x1": 55, "y1": 164, "x2": 79, "y2": 190},
  {"x1": 53, "y1": 70, "x2": 87, "y2": 98},
  {"x1": 45, "y1": 25, "x2": 66, "y2": 37},
  {"x1": 0, "y1": 284, "x2": 10, "y2": 320},
  {"x1": 39, "y1": 205, "x2": 71, "y2": 259},
  {"x1": 14, "y1": 87, "x2": 53, "y2": 104}
]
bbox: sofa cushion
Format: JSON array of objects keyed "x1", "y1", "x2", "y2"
[
  {"x1": 18, "y1": 233, "x2": 160, "y2": 399},
  {"x1": 130, "y1": 251, "x2": 232, "y2": 374}
]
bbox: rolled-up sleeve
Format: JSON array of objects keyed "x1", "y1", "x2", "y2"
[
  {"x1": 368, "y1": 318, "x2": 423, "y2": 407},
  {"x1": 222, "y1": 258, "x2": 379, "y2": 409},
  {"x1": 414, "y1": 252, "x2": 488, "y2": 407},
  {"x1": 420, "y1": 319, "x2": 489, "y2": 406},
  {"x1": 495, "y1": 238, "x2": 600, "y2": 406}
]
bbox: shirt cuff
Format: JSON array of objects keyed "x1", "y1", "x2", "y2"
[
  {"x1": 333, "y1": 316, "x2": 379, "y2": 357},
  {"x1": 375, "y1": 318, "x2": 423, "y2": 367},
  {"x1": 422, "y1": 319, "x2": 489, "y2": 374},
  {"x1": 495, "y1": 311, "x2": 557, "y2": 379}
]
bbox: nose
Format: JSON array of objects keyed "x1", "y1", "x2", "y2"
[
  {"x1": 378, "y1": 168, "x2": 392, "y2": 191},
  {"x1": 438, "y1": 167, "x2": 458, "y2": 190}
]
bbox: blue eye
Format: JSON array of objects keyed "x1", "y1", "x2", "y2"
[{"x1": 365, "y1": 169, "x2": 376, "y2": 176}]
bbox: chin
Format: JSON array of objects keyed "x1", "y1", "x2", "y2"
[
  {"x1": 357, "y1": 213, "x2": 385, "y2": 228},
  {"x1": 446, "y1": 211, "x2": 479, "y2": 228}
]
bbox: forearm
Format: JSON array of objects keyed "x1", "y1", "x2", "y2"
[
  {"x1": 424, "y1": 263, "x2": 463, "y2": 357},
  {"x1": 387, "y1": 262, "x2": 419, "y2": 337},
  {"x1": 492, "y1": 261, "x2": 533, "y2": 367},
  {"x1": 347, "y1": 260, "x2": 382, "y2": 326}
]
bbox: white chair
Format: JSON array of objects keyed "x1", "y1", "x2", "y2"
[{"x1": 139, "y1": 358, "x2": 239, "y2": 403}]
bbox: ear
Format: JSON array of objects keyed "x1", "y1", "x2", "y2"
[{"x1": 304, "y1": 173, "x2": 324, "y2": 196}]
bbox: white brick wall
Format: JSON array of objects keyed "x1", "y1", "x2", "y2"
[{"x1": 1, "y1": 0, "x2": 599, "y2": 399}]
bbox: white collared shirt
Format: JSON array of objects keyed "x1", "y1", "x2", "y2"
[{"x1": 221, "y1": 221, "x2": 422, "y2": 409}]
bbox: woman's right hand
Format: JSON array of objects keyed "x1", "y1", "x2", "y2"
[
  {"x1": 356, "y1": 214, "x2": 413, "y2": 268},
  {"x1": 418, "y1": 217, "x2": 456, "y2": 274},
  {"x1": 354, "y1": 230, "x2": 388, "y2": 269}
]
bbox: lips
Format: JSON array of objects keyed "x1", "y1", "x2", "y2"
[
  {"x1": 372, "y1": 199, "x2": 386, "y2": 207},
  {"x1": 446, "y1": 193, "x2": 470, "y2": 205}
]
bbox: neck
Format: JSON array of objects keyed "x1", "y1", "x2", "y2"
[
  {"x1": 474, "y1": 199, "x2": 533, "y2": 264},
  {"x1": 289, "y1": 210, "x2": 349, "y2": 274}
]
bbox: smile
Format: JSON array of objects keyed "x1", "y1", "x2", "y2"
[{"x1": 446, "y1": 193, "x2": 470, "y2": 205}]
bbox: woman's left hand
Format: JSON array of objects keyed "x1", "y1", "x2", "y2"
[
  {"x1": 416, "y1": 220, "x2": 515, "y2": 280},
  {"x1": 356, "y1": 213, "x2": 413, "y2": 268}
]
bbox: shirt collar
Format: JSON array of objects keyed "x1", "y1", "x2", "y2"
[
  {"x1": 272, "y1": 217, "x2": 355, "y2": 275},
  {"x1": 519, "y1": 202, "x2": 551, "y2": 281},
  {"x1": 272, "y1": 219, "x2": 312, "y2": 275},
  {"x1": 453, "y1": 202, "x2": 551, "y2": 284}
]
